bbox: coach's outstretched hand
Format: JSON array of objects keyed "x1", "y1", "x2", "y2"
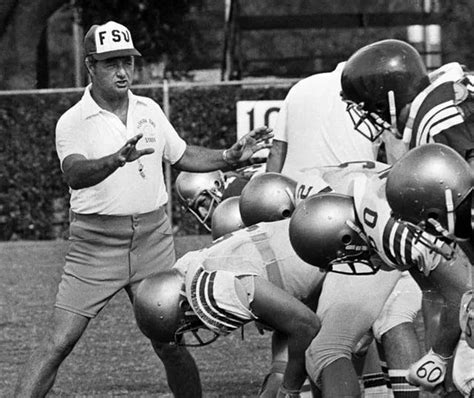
[
  {"x1": 224, "y1": 126, "x2": 273, "y2": 164},
  {"x1": 116, "y1": 133, "x2": 155, "y2": 166}
]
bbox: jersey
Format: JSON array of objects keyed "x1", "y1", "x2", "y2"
[
  {"x1": 294, "y1": 160, "x2": 447, "y2": 274},
  {"x1": 174, "y1": 219, "x2": 325, "y2": 305},
  {"x1": 273, "y1": 63, "x2": 378, "y2": 179},
  {"x1": 402, "y1": 62, "x2": 474, "y2": 161},
  {"x1": 294, "y1": 160, "x2": 390, "y2": 206}
]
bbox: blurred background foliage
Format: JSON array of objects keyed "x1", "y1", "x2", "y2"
[
  {"x1": 0, "y1": 0, "x2": 473, "y2": 89},
  {"x1": 0, "y1": 0, "x2": 473, "y2": 239}
]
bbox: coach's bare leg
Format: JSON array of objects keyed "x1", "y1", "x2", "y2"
[
  {"x1": 14, "y1": 307, "x2": 89, "y2": 397},
  {"x1": 151, "y1": 340, "x2": 202, "y2": 398}
]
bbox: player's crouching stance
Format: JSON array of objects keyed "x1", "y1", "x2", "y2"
[
  {"x1": 133, "y1": 220, "x2": 323, "y2": 398},
  {"x1": 290, "y1": 144, "x2": 473, "y2": 396}
]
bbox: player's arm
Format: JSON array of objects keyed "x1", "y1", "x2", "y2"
[
  {"x1": 266, "y1": 139, "x2": 287, "y2": 173},
  {"x1": 62, "y1": 133, "x2": 154, "y2": 189},
  {"x1": 251, "y1": 276, "x2": 320, "y2": 393}
]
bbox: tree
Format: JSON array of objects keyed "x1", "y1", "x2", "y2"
[
  {"x1": 0, "y1": 0, "x2": 68, "y2": 90},
  {"x1": 77, "y1": 0, "x2": 201, "y2": 75},
  {"x1": 0, "y1": 0, "x2": 200, "y2": 90}
]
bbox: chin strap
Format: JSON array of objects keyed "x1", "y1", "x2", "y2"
[{"x1": 388, "y1": 90, "x2": 402, "y2": 138}]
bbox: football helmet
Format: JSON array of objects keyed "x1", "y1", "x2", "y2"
[
  {"x1": 133, "y1": 270, "x2": 219, "y2": 346},
  {"x1": 341, "y1": 39, "x2": 430, "y2": 141},
  {"x1": 289, "y1": 193, "x2": 375, "y2": 275},
  {"x1": 386, "y1": 143, "x2": 473, "y2": 253},
  {"x1": 175, "y1": 171, "x2": 225, "y2": 231},
  {"x1": 211, "y1": 196, "x2": 245, "y2": 240},
  {"x1": 239, "y1": 172, "x2": 297, "y2": 226}
]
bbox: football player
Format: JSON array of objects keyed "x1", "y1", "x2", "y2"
[
  {"x1": 290, "y1": 160, "x2": 423, "y2": 398},
  {"x1": 175, "y1": 168, "x2": 422, "y2": 397},
  {"x1": 340, "y1": 39, "x2": 474, "y2": 168},
  {"x1": 175, "y1": 170, "x2": 226, "y2": 232},
  {"x1": 240, "y1": 166, "x2": 423, "y2": 398},
  {"x1": 341, "y1": 39, "x2": 474, "y2": 393},
  {"x1": 290, "y1": 144, "x2": 472, "y2": 396},
  {"x1": 174, "y1": 163, "x2": 266, "y2": 232},
  {"x1": 133, "y1": 218, "x2": 325, "y2": 398}
]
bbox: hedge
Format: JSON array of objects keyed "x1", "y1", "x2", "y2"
[{"x1": 0, "y1": 83, "x2": 291, "y2": 240}]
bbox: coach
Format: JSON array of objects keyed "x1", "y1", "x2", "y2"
[{"x1": 14, "y1": 21, "x2": 272, "y2": 397}]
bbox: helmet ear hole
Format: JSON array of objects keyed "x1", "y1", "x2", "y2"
[
  {"x1": 426, "y1": 211, "x2": 440, "y2": 221},
  {"x1": 180, "y1": 299, "x2": 191, "y2": 312},
  {"x1": 341, "y1": 234, "x2": 352, "y2": 245},
  {"x1": 374, "y1": 101, "x2": 386, "y2": 113},
  {"x1": 282, "y1": 209, "x2": 292, "y2": 218}
]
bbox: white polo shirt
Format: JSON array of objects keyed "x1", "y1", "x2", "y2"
[
  {"x1": 273, "y1": 63, "x2": 378, "y2": 179},
  {"x1": 55, "y1": 85, "x2": 186, "y2": 215}
]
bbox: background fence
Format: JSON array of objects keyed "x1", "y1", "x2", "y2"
[{"x1": 0, "y1": 79, "x2": 298, "y2": 240}]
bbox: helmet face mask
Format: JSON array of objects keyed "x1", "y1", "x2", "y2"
[
  {"x1": 175, "y1": 171, "x2": 225, "y2": 231},
  {"x1": 187, "y1": 189, "x2": 221, "y2": 231},
  {"x1": 289, "y1": 193, "x2": 377, "y2": 275},
  {"x1": 343, "y1": 96, "x2": 398, "y2": 142}
]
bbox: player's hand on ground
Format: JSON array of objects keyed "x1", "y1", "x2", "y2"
[
  {"x1": 116, "y1": 134, "x2": 155, "y2": 166},
  {"x1": 225, "y1": 126, "x2": 273, "y2": 164}
]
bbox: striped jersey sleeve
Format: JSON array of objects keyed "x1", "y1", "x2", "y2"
[
  {"x1": 403, "y1": 80, "x2": 470, "y2": 157},
  {"x1": 353, "y1": 175, "x2": 443, "y2": 273}
]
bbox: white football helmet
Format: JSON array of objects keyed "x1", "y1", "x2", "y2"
[
  {"x1": 211, "y1": 196, "x2": 245, "y2": 240},
  {"x1": 289, "y1": 193, "x2": 375, "y2": 275},
  {"x1": 175, "y1": 171, "x2": 225, "y2": 231},
  {"x1": 239, "y1": 172, "x2": 297, "y2": 226},
  {"x1": 386, "y1": 143, "x2": 472, "y2": 257},
  {"x1": 133, "y1": 270, "x2": 219, "y2": 346}
]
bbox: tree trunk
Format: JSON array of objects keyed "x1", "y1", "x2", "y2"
[{"x1": 0, "y1": 0, "x2": 67, "y2": 90}]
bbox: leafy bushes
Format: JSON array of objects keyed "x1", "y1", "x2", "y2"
[{"x1": 0, "y1": 83, "x2": 290, "y2": 240}]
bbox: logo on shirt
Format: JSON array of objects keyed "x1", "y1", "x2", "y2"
[{"x1": 137, "y1": 118, "x2": 156, "y2": 142}]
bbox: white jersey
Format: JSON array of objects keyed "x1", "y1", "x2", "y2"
[
  {"x1": 294, "y1": 160, "x2": 390, "y2": 206},
  {"x1": 294, "y1": 161, "x2": 447, "y2": 273},
  {"x1": 273, "y1": 63, "x2": 378, "y2": 179},
  {"x1": 174, "y1": 219, "x2": 325, "y2": 304}
]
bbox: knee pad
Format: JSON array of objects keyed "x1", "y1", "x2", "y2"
[
  {"x1": 305, "y1": 334, "x2": 352, "y2": 386},
  {"x1": 372, "y1": 272, "x2": 421, "y2": 341}
]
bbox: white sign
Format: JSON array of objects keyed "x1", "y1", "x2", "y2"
[{"x1": 236, "y1": 100, "x2": 283, "y2": 158}]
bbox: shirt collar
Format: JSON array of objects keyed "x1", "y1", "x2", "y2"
[{"x1": 81, "y1": 84, "x2": 145, "y2": 119}]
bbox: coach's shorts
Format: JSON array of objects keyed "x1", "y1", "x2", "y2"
[{"x1": 55, "y1": 207, "x2": 175, "y2": 318}]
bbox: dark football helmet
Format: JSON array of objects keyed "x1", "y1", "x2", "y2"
[
  {"x1": 239, "y1": 172, "x2": 297, "y2": 226},
  {"x1": 175, "y1": 171, "x2": 225, "y2": 231},
  {"x1": 133, "y1": 270, "x2": 219, "y2": 346},
  {"x1": 211, "y1": 196, "x2": 245, "y2": 240},
  {"x1": 386, "y1": 143, "x2": 473, "y2": 253},
  {"x1": 289, "y1": 193, "x2": 375, "y2": 275},
  {"x1": 341, "y1": 39, "x2": 430, "y2": 141}
]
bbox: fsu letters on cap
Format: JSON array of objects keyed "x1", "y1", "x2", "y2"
[{"x1": 85, "y1": 21, "x2": 141, "y2": 61}]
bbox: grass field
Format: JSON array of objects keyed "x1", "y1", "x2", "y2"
[
  {"x1": 0, "y1": 237, "x2": 442, "y2": 397},
  {"x1": 1, "y1": 236, "x2": 274, "y2": 397}
]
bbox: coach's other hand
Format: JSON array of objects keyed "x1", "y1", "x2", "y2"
[{"x1": 224, "y1": 126, "x2": 273, "y2": 164}]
